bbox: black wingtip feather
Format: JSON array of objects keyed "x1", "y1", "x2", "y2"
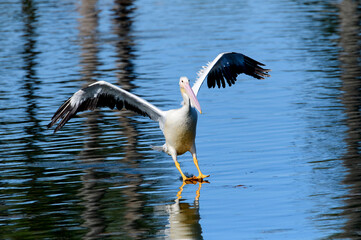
[{"x1": 206, "y1": 53, "x2": 270, "y2": 89}]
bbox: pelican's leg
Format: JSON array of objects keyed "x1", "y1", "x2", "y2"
[
  {"x1": 192, "y1": 154, "x2": 210, "y2": 180},
  {"x1": 171, "y1": 152, "x2": 188, "y2": 181},
  {"x1": 190, "y1": 145, "x2": 210, "y2": 180}
]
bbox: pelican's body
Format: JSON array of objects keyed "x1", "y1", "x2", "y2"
[
  {"x1": 163, "y1": 104, "x2": 197, "y2": 156},
  {"x1": 48, "y1": 52, "x2": 270, "y2": 182}
]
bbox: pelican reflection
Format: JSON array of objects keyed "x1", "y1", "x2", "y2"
[
  {"x1": 162, "y1": 181, "x2": 208, "y2": 239},
  {"x1": 177, "y1": 180, "x2": 208, "y2": 201}
]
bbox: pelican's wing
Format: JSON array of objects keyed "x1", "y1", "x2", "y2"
[
  {"x1": 48, "y1": 81, "x2": 165, "y2": 133},
  {"x1": 192, "y1": 52, "x2": 270, "y2": 95}
]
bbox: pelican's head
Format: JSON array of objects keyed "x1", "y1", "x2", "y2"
[{"x1": 179, "y1": 76, "x2": 202, "y2": 113}]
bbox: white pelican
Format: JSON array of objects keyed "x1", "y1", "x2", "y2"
[{"x1": 48, "y1": 52, "x2": 270, "y2": 182}]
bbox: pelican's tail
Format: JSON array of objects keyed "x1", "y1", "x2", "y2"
[{"x1": 151, "y1": 145, "x2": 165, "y2": 152}]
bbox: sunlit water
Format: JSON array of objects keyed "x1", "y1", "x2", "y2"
[{"x1": 1, "y1": 0, "x2": 360, "y2": 239}]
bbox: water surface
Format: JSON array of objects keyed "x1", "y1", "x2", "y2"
[{"x1": 1, "y1": 0, "x2": 361, "y2": 239}]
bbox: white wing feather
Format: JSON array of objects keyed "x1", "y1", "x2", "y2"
[
  {"x1": 48, "y1": 81, "x2": 165, "y2": 132},
  {"x1": 192, "y1": 53, "x2": 225, "y2": 96}
]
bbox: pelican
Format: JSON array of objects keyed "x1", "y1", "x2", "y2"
[{"x1": 48, "y1": 52, "x2": 270, "y2": 182}]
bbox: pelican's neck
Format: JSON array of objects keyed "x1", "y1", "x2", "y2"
[{"x1": 181, "y1": 90, "x2": 192, "y2": 109}]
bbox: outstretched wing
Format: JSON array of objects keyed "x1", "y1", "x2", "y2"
[
  {"x1": 192, "y1": 52, "x2": 270, "y2": 95},
  {"x1": 48, "y1": 81, "x2": 165, "y2": 133}
]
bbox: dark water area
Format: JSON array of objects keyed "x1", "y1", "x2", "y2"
[{"x1": 1, "y1": 0, "x2": 361, "y2": 239}]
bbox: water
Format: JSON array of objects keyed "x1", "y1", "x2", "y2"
[{"x1": 1, "y1": 0, "x2": 360, "y2": 239}]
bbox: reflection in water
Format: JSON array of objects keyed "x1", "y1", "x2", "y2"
[
  {"x1": 21, "y1": 0, "x2": 43, "y2": 161},
  {"x1": 19, "y1": 0, "x2": 43, "y2": 233},
  {"x1": 337, "y1": 0, "x2": 361, "y2": 239},
  {"x1": 167, "y1": 200, "x2": 203, "y2": 240},
  {"x1": 113, "y1": 0, "x2": 137, "y2": 91},
  {"x1": 77, "y1": 0, "x2": 106, "y2": 239},
  {"x1": 78, "y1": 0, "x2": 100, "y2": 86},
  {"x1": 76, "y1": 0, "x2": 155, "y2": 238},
  {"x1": 177, "y1": 181, "x2": 207, "y2": 201},
  {"x1": 157, "y1": 182, "x2": 204, "y2": 240},
  {"x1": 17, "y1": 0, "x2": 54, "y2": 237},
  {"x1": 112, "y1": 1, "x2": 151, "y2": 238}
]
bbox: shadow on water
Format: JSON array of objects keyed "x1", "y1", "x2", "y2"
[{"x1": 334, "y1": 0, "x2": 361, "y2": 239}]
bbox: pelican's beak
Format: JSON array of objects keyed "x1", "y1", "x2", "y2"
[{"x1": 183, "y1": 81, "x2": 202, "y2": 114}]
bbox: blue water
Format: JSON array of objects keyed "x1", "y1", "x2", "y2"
[{"x1": 1, "y1": 0, "x2": 360, "y2": 239}]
